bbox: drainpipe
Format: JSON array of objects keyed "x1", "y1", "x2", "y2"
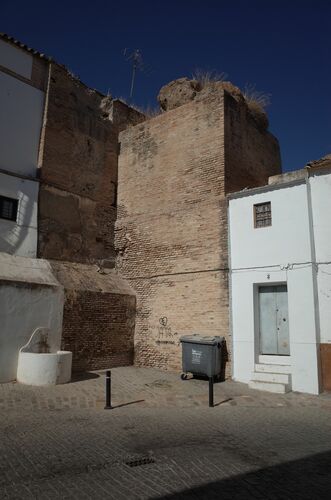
[
  {"x1": 36, "y1": 61, "x2": 52, "y2": 258},
  {"x1": 305, "y1": 167, "x2": 322, "y2": 392}
]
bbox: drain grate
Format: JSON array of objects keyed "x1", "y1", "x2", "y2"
[{"x1": 124, "y1": 456, "x2": 155, "y2": 468}]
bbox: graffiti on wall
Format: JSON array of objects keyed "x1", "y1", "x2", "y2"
[{"x1": 155, "y1": 317, "x2": 179, "y2": 345}]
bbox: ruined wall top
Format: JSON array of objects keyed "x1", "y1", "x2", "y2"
[{"x1": 157, "y1": 77, "x2": 269, "y2": 131}]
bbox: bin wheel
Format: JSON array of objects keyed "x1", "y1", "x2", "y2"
[{"x1": 181, "y1": 373, "x2": 188, "y2": 380}]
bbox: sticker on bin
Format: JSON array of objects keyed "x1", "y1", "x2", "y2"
[{"x1": 192, "y1": 349, "x2": 202, "y2": 364}]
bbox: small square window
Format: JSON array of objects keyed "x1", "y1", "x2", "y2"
[
  {"x1": 254, "y1": 202, "x2": 271, "y2": 228},
  {"x1": 0, "y1": 195, "x2": 18, "y2": 222}
]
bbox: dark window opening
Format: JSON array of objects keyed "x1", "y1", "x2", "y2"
[
  {"x1": 254, "y1": 202, "x2": 271, "y2": 228},
  {"x1": 0, "y1": 196, "x2": 18, "y2": 222}
]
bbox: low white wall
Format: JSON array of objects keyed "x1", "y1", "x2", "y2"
[
  {"x1": 0, "y1": 71, "x2": 44, "y2": 177},
  {"x1": 0, "y1": 172, "x2": 38, "y2": 257},
  {"x1": 17, "y1": 351, "x2": 72, "y2": 386},
  {"x1": 0, "y1": 254, "x2": 64, "y2": 383}
]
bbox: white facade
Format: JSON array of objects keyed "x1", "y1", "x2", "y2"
[
  {"x1": 229, "y1": 167, "x2": 331, "y2": 395},
  {"x1": 310, "y1": 171, "x2": 331, "y2": 346},
  {"x1": 0, "y1": 172, "x2": 38, "y2": 257},
  {"x1": 0, "y1": 253, "x2": 64, "y2": 383},
  {"x1": 0, "y1": 71, "x2": 44, "y2": 177},
  {"x1": 0, "y1": 37, "x2": 45, "y2": 258},
  {"x1": 0, "y1": 38, "x2": 33, "y2": 79}
]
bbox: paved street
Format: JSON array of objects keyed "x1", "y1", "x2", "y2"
[{"x1": 1, "y1": 367, "x2": 331, "y2": 499}]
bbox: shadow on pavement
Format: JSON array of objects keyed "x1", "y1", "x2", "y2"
[
  {"x1": 70, "y1": 372, "x2": 100, "y2": 383},
  {"x1": 112, "y1": 399, "x2": 145, "y2": 409},
  {"x1": 155, "y1": 449, "x2": 331, "y2": 499},
  {"x1": 214, "y1": 398, "x2": 233, "y2": 407}
]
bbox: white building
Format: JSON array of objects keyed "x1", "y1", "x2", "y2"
[
  {"x1": 0, "y1": 35, "x2": 70, "y2": 384},
  {"x1": 0, "y1": 34, "x2": 47, "y2": 257},
  {"x1": 228, "y1": 155, "x2": 331, "y2": 395}
]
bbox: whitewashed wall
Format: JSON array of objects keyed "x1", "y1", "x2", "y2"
[
  {"x1": 0, "y1": 172, "x2": 38, "y2": 257},
  {"x1": 0, "y1": 39, "x2": 33, "y2": 79},
  {"x1": 0, "y1": 71, "x2": 44, "y2": 177},
  {"x1": 0, "y1": 253, "x2": 64, "y2": 383},
  {"x1": 310, "y1": 170, "x2": 331, "y2": 345},
  {"x1": 229, "y1": 181, "x2": 321, "y2": 394},
  {"x1": 230, "y1": 183, "x2": 311, "y2": 270}
]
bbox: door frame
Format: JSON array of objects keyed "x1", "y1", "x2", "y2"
[{"x1": 253, "y1": 282, "x2": 291, "y2": 364}]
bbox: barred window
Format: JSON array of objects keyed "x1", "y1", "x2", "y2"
[
  {"x1": 254, "y1": 202, "x2": 271, "y2": 228},
  {"x1": 0, "y1": 196, "x2": 18, "y2": 222}
]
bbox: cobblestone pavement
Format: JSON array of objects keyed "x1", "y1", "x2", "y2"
[{"x1": 1, "y1": 367, "x2": 331, "y2": 499}]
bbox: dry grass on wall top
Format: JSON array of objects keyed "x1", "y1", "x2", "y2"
[
  {"x1": 191, "y1": 68, "x2": 228, "y2": 89},
  {"x1": 190, "y1": 71, "x2": 271, "y2": 129},
  {"x1": 243, "y1": 83, "x2": 270, "y2": 109}
]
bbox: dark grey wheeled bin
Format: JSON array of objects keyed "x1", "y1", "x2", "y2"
[{"x1": 180, "y1": 334, "x2": 224, "y2": 380}]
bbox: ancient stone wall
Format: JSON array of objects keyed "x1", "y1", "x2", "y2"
[
  {"x1": 38, "y1": 184, "x2": 116, "y2": 264},
  {"x1": 116, "y1": 87, "x2": 281, "y2": 374},
  {"x1": 34, "y1": 65, "x2": 143, "y2": 372},
  {"x1": 38, "y1": 63, "x2": 144, "y2": 265}
]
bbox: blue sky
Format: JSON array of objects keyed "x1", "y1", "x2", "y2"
[{"x1": 2, "y1": 0, "x2": 330, "y2": 171}]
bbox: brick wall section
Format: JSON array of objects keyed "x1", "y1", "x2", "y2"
[
  {"x1": 224, "y1": 91, "x2": 281, "y2": 193},
  {"x1": 38, "y1": 63, "x2": 144, "y2": 265},
  {"x1": 116, "y1": 91, "x2": 228, "y2": 373},
  {"x1": 61, "y1": 290, "x2": 135, "y2": 372},
  {"x1": 116, "y1": 87, "x2": 281, "y2": 375},
  {"x1": 50, "y1": 261, "x2": 136, "y2": 372}
]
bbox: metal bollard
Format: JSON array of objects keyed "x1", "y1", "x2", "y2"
[
  {"x1": 104, "y1": 370, "x2": 112, "y2": 409},
  {"x1": 209, "y1": 377, "x2": 214, "y2": 408}
]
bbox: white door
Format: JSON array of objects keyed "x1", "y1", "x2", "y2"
[{"x1": 259, "y1": 285, "x2": 290, "y2": 356}]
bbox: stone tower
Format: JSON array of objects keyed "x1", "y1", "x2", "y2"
[{"x1": 115, "y1": 80, "x2": 281, "y2": 374}]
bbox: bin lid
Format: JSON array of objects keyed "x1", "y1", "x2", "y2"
[{"x1": 179, "y1": 334, "x2": 224, "y2": 346}]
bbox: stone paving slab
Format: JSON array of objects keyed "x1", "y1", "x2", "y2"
[
  {"x1": 1, "y1": 366, "x2": 330, "y2": 411},
  {"x1": 1, "y1": 367, "x2": 331, "y2": 499}
]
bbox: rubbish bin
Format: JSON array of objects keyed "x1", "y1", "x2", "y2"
[{"x1": 180, "y1": 334, "x2": 224, "y2": 380}]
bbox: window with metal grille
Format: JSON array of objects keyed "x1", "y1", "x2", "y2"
[
  {"x1": 254, "y1": 202, "x2": 271, "y2": 228},
  {"x1": 0, "y1": 196, "x2": 18, "y2": 222}
]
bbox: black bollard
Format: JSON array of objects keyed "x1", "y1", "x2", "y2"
[
  {"x1": 209, "y1": 377, "x2": 214, "y2": 408},
  {"x1": 104, "y1": 370, "x2": 112, "y2": 409}
]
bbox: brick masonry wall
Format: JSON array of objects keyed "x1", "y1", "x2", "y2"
[
  {"x1": 50, "y1": 261, "x2": 136, "y2": 373},
  {"x1": 116, "y1": 87, "x2": 281, "y2": 376},
  {"x1": 61, "y1": 290, "x2": 136, "y2": 372},
  {"x1": 35, "y1": 65, "x2": 144, "y2": 373},
  {"x1": 37, "y1": 64, "x2": 144, "y2": 265},
  {"x1": 224, "y1": 91, "x2": 281, "y2": 193},
  {"x1": 116, "y1": 92, "x2": 229, "y2": 373}
]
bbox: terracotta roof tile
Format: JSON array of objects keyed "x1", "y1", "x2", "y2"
[{"x1": 0, "y1": 32, "x2": 52, "y2": 61}]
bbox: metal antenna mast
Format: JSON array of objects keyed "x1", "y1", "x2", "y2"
[{"x1": 123, "y1": 48, "x2": 153, "y2": 102}]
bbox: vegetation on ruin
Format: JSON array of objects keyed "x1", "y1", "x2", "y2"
[{"x1": 191, "y1": 69, "x2": 228, "y2": 89}]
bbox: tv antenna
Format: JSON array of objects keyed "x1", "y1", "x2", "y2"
[{"x1": 123, "y1": 48, "x2": 153, "y2": 102}]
